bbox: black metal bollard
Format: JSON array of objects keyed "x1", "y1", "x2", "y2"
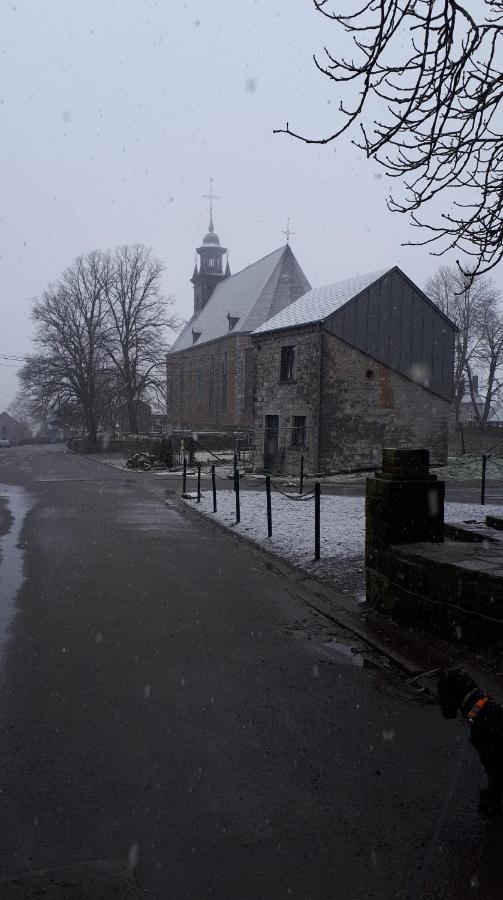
[
  {"x1": 197, "y1": 463, "x2": 201, "y2": 503},
  {"x1": 233, "y1": 451, "x2": 238, "y2": 489},
  {"x1": 300, "y1": 454, "x2": 304, "y2": 494},
  {"x1": 211, "y1": 465, "x2": 217, "y2": 512},
  {"x1": 182, "y1": 456, "x2": 187, "y2": 494},
  {"x1": 266, "y1": 475, "x2": 272, "y2": 537},
  {"x1": 481, "y1": 454, "x2": 487, "y2": 506},
  {"x1": 314, "y1": 482, "x2": 321, "y2": 560},
  {"x1": 235, "y1": 466, "x2": 240, "y2": 523}
]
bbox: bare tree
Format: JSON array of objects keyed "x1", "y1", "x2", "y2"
[
  {"x1": 20, "y1": 251, "x2": 108, "y2": 442},
  {"x1": 276, "y1": 0, "x2": 503, "y2": 275},
  {"x1": 426, "y1": 266, "x2": 502, "y2": 425},
  {"x1": 102, "y1": 245, "x2": 177, "y2": 434},
  {"x1": 468, "y1": 303, "x2": 503, "y2": 424},
  {"x1": 7, "y1": 394, "x2": 33, "y2": 430}
]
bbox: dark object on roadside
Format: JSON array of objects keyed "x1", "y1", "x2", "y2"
[
  {"x1": 149, "y1": 436, "x2": 174, "y2": 468},
  {"x1": 438, "y1": 668, "x2": 503, "y2": 815},
  {"x1": 125, "y1": 452, "x2": 156, "y2": 471}
]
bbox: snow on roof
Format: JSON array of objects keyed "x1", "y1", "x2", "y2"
[
  {"x1": 170, "y1": 245, "x2": 300, "y2": 353},
  {"x1": 488, "y1": 406, "x2": 503, "y2": 423},
  {"x1": 253, "y1": 267, "x2": 391, "y2": 335}
]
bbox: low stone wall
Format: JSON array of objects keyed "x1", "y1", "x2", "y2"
[
  {"x1": 448, "y1": 425, "x2": 503, "y2": 456},
  {"x1": 370, "y1": 540, "x2": 503, "y2": 642},
  {"x1": 366, "y1": 447, "x2": 503, "y2": 645}
]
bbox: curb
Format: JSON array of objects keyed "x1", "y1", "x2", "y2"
[
  {"x1": 166, "y1": 490, "x2": 426, "y2": 678},
  {"x1": 170, "y1": 490, "x2": 503, "y2": 700}
]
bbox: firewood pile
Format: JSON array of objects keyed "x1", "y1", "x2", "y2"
[{"x1": 125, "y1": 452, "x2": 157, "y2": 471}]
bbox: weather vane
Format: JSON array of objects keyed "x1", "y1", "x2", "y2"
[
  {"x1": 282, "y1": 217, "x2": 295, "y2": 243},
  {"x1": 203, "y1": 177, "x2": 220, "y2": 221}
]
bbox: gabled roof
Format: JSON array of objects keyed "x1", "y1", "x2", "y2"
[
  {"x1": 253, "y1": 268, "x2": 390, "y2": 335},
  {"x1": 169, "y1": 244, "x2": 310, "y2": 353}
]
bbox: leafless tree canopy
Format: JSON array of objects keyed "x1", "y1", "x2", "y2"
[
  {"x1": 21, "y1": 251, "x2": 108, "y2": 441},
  {"x1": 276, "y1": 0, "x2": 503, "y2": 275},
  {"x1": 427, "y1": 266, "x2": 503, "y2": 424},
  {"x1": 102, "y1": 245, "x2": 177, "y2": 433},
  {"x1": 20, "y1": 246, "x2": 177, "y2": 439}
]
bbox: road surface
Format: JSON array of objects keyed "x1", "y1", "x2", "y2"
[{"x1": 0, "y1": 445, "x2": 501, "y2": 899}]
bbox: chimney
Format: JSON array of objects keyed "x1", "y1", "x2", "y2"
[{"x1": 472, "y1": 374, "x2": 479, "y2": 394}]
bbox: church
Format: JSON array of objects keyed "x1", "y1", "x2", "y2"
[
  {"x1": 166, "y1": 211, "x2": 311, "y2": 433},
  {"x1": 167, "y1": 200, "x2": 456, "y2": 472}
]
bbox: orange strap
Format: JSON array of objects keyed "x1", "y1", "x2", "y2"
[{"x1": 467, "y1": 696, "x2": 489, "y2": 721}]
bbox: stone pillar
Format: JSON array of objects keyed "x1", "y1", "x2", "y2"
[{"x1": 366, "y1": 448, "x2": 445, "y2": 609}]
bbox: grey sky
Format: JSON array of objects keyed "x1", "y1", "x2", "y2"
[{"x1": 1, "y1": 0, "x2": 499, "y2": 406}]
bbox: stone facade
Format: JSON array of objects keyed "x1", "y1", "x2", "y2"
[
  {"x1": 167, "y1": 334, "x2": 255, "y2": 432},
  {"x1": 252, "y1": 326, "x2": 451, "y2": 472},
  {"x1": 253, "y1": 325, "x2": 321, "y2": 473},
  {"x1": 319, "y1": 331, "x2": 450, "y2": 469}
]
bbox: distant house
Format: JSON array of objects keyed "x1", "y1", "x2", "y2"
[
  {"x1": 150, "y1": 413, "x2": 168, "y2": 435},
  {"x1": 117, "y1": 400, "x2": 152, "y2": 435},
  {"x1": 166, "y1": 213, "x2": 310, "y2": 434},
  {"x1": 0, "y1": 411, "x2": 31, "y2": 445},
  {"x1": 252, "y1": 267, "x2": 456, "y2": 472},
  {"x1": 458, "y1": 376, "x2": 486, "y2": 424}
]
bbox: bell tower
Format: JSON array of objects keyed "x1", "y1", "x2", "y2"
[{"x1": 191, "y1": 179, "x2": 230, "y2": 316}]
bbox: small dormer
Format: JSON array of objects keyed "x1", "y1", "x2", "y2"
[
  {"x1": 192, "y1": 329, "x2": 201, "y2": 344},
  {"x1": 227, "y1": 312, "x2": 240, "y2": 331}
]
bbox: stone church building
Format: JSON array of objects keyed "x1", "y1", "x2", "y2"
[
  {"x1": 252, "y1": 267, "x2": 456, "y2": 472},
  {"x1": 166, "y1": 214, "x2": 310, "y2": 432}
]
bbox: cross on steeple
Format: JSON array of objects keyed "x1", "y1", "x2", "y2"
[
  {"x1": 282, "y1": 217, "x2": 295, "y2": 243},
  {"x1": 203, "y1": 177, "x2": 220, "y2": 229}
]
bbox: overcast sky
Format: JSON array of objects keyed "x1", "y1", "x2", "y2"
[{"x1": 1, "y1": 0, "x2": 500, "y2": 407}]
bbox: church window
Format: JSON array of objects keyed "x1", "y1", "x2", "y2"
[
  {"x1": 280, "y1": 345, "x2": 296, "y2": 382},
  {"x1": 197, "y1": 357, "x2": 203, "y2": 410},
  {"x1": 209, "y1": 355, "x2": 215, "y2": 410},
  {"x1": 291, "y1": 416, "x2": 306, "y2": 448},
  {"x1": 221, "y1": 351, "x2": 228, "y2": 411}
]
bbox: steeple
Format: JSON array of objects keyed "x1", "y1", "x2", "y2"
[{"x1": 191, "y1": 179, "x2": 229, "y2": 316}]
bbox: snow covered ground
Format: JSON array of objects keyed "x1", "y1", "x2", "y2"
[{"x1": 185, "y1": 490, "x2": 503, "y2": 602}]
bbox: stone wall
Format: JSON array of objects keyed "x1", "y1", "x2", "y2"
[
  {"x1": 448, "y1": 424, "x2": 503, "y2": 457},
  {"x1": 252, "y1": 325, "x2": 321, "y2": 473},
  {"x1": 166, "y1": 334, "x2": 254, "y2": 433},
  {"x1": 319, "y1": 331, "x2": 450, "y2": 470}
]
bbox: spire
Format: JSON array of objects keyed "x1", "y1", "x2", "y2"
[
  {"x1": 282, "y1": 217, "x2": 295, "y2": 244},
  {"x1": 203, "y1": 177, "x2": 219, "y2": 234},
  {"x1": 225, "y1": 255, "x2": 231, "y2": 277}
]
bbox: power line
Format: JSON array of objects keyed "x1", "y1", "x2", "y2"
[{"x1": 0, "y1": 354, "x2": 26, "y2": 362}]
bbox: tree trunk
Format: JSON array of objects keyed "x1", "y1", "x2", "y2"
[{"x1": 126, "y1": 397, "x2": 139, "y2": 434}]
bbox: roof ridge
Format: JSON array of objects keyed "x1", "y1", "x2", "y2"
[
  {"x1": 224, "y1": 244, "x2": 287, "y2": 281},
  {"x1": 179, "y1": 245, "x2": 289, "y2": 331}
]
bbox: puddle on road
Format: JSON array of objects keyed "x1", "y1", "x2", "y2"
[
  {"x1": 0, "y1": 484, "x2": 33, "y2": 661},
  {"x1": 321, "y1": 639, "x2": 365, "y2": 667}
]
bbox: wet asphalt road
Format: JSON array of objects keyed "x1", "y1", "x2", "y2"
[{"x1": 0, "y1": 445, "x2": 502, "y2": 899}]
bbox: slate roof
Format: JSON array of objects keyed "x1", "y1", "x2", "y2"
[
  {"x1": 253, "y1": 268, "x2": 391, "y2": 335},
  {"x1": 170, "y1": 245, "x2": 310, "y2": 353}
]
